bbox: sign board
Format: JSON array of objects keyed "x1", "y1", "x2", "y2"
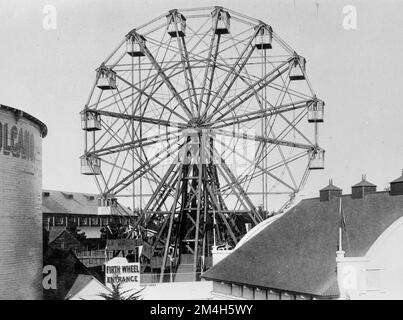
[
  {"x1": 106, "y1": 239, "x2": 143, "y2": 251},
  {"x1": 105, "y1": 257, "x2": 140, "y2": 292}
]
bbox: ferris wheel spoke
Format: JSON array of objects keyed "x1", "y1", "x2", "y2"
[
  {"x1": 130, "y1": 32, "x2": 193, "y2": 119},
  {"x1": 175, "y1": 32, "x2": 199, "y2": 113},
  {"x1": 132, "y1": 33, "x2": 174, "y2": 117},
  {"x1": 89, "y1": 129, "x2": 182, "y2": 157},
  {"x1": 202, "y1": 30, "x2": 259, "y2": 120},
  {"x1": 109, "y1": 149, "x2": 131, "y2": 190},
  {"x1": 263, "y1": 108, "x2": 311, "y2": 157},
  {"x1": 269, "y1": 130, "x2": 299, "y2": 190},
  {"x1": 215, "y1": 138, "x2": 297, "y2": 192},
  {"x1": 96, "y1": 120, "x2": 137, "y2": 189},
  {"x1": 114, "y1": 73, "x2": 189, "y2": 123},
  {"x1": 214, "y1": 129, "x2": 314, "y2": 150},
  {"x1": 106, "y1": 140, "x2": 185, "y2": 195},
  {"x1": 210, "y1": 99, "x2": 309, "y2": 129},
  {"x1": 206, "y1": 59, "x2": 290, "y2": 122},
  {"x1": 213, "y1": 67, "x2": 288, "y2": 124},
  {"x1": 198, "y1": 20, "x2": 221, "y2": 116},
  {"x1": 206, "y1": 146, "x2": 261, "y2": 223},
  {"x1": 219, "y1": 150, "x2": 307, "y2": 194},
  {"x1": 100, "y1": 156, "x2": 161, "y2": 187},
  {"x1": 89, "y1": 108, "x2": 186, "y2": 128},
  {"x1": 89, "y1": 110, "x2": 133, "y2": 154},
  {"x1": 216, "y1": 165, "x2": 260, "y2": 224}
]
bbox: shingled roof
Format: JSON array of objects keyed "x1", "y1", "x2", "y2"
[
  {"x1": 42, "y1": 190, "x2": 131, "y2": 216},
  {"x1": 320, "y1": 180, "x2": 341, "y2": 191},
  {"x1": 42, "y1": 190, "x2": 98, "y2": 215},
  {"x1": 352, "y1": 177, "x2": 376, "y2": 188},
  {"x1": 391, "y1": 170, "x2": 403, "y2": 184},
  {"x1": 202, "y1": 191, "x2": 403, "y2": 298}
]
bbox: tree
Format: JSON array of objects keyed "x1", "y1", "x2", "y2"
[
  {"x1": 98, "y1": 278, "x2": 143, "y2": 300},
  {"x1": 66, "y1": 221, "x2": 87, "y2": 243},
  {"x1": 100, "y1": 220, "x2": 126, "y2": 240}
]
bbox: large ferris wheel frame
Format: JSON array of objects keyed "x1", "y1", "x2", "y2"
[{"x1": 81, "y1": 6, "x2": 325, "y2": 281}]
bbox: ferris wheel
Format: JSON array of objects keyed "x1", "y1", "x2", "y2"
[{"x1": 80, "y1": 6, "x2": 324, "y2": 278}]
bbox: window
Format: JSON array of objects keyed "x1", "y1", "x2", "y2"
[
  {"x1": 80, "y1": 216, "x2": 89, "y2": 226},
  {"x1": 231, "y1": 284, "x2": 242, "y2": 297},
  {"x1": 54, "y1": 216, "x2": 65, "y2": 226},
  {"x1": 242, "y1": 286, "x2": 254, "y2": 299},
  {"x1": 280, "y1": 292, "x2": 293, "y2": 300},
  {"x1": 267, "y1": 290, "x2": 280, "y2": 300},
  {"x1": 213, "y1": 281, "x2": 231, "y2": 295},
  {"x1": 91, "y1": 217, "x2": 99, "y2": 226},
  {"x1": 101, "y1": 217, "x2": 109, "y2": 226},
  {"x1": 254, "y1": 288, "x2": 267, "y2": 300},
  {"x1": 43, "y1": 216, "x2": 53, "y2": 227},
  {"x1": 68, "y1": 216, "x2": 78, "y2": 225}
]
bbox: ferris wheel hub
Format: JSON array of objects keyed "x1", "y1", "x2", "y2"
[{"x1": 188, "y1": 117, "x2": 205, "y2": 127}]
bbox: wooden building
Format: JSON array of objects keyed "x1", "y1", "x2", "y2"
[
  {"x1": 42, "y1": 190, "x2": 132, "y2": 238},
  {"x1": 202, "y1": 171, "x2": 403, "y2": 300}
]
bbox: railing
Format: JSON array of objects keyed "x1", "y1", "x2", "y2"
[
  {"x1": 140, "y1": 271, "x2": 203, "y2": 284},
  {"x1": 76, "y1": 250, "x2": 212, "y2": 274},
  {"x1": 76, "y1": 250, "x2": 111, "y2": 267}
]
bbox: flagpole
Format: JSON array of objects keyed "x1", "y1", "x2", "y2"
[{"x1": 339, "y1": 196, "x2": 342, "y2": 251}]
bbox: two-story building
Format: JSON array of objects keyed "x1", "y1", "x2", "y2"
[{"x1": 42, "y1": 190, "x2": 132, "y2": 239}]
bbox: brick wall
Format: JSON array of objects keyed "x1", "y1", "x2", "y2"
[{"x1": 0, "y1": 108, "x2": 44, "y2": 299}]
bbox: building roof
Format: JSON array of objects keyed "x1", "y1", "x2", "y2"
[
  {"x1": 320, "y1": 180, "x2": 341, "y2": 192},
  {"x1": 391, "y1": 171, "x2": 403, "y2": 184},
  {"x1": 352, "y1": 176, "x2": 376, "y2": 188},
  {"x1": 42, "y1": 189, "x2": 131, "y2": 216},
  {"x1": 48, "y1": 228, "x2": 68, "y2": 243},
  {"x1": 48, "y1": 228, "x2": 81, "y2": 245},
  {"x1": 64, "y1": 274, "x2": 96, "y2": 300},
  {"x1": 43, "y1": 247, "x2": 99, "y2": 300},
  {"x1": 0, "y1": 104, "x2": 48, "y2": 138},
  {"x1": 202, "y1": 191, "x2": 403, "y2": 297}
]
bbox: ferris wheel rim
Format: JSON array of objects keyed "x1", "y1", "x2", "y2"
[{"x1": 82, "y1": 6, "x2": 325, "y2": 214}]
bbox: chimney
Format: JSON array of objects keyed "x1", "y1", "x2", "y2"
[
  {"x1": 351, "y1": 174, "x2": 377, "y2": 199},
  {"x1": 390, "y1": 170, "x2": 403, "y2": 196},
  {"x1": 320, "y1": 179, "x2": 342, "y2": 201}
]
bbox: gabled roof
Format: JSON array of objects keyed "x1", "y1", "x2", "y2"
[
  {"x1": 48, "y1": 228, "x2": 80, "y2": 245},
  {"x1": 48, "y1": 228, "x2": 67, "y2": 243},
  {"x1": 202, "y1": 191, "x2": 403, "y2": 297},
  {"x1": 43, "y1": 247, "x2": 99, "y2": 300},
  {"x1": 64, "y1": 274, "x2": 96, "y2": 300}
]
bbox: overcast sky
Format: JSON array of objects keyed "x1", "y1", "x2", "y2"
[{"x1": 0, "y1": 0, "x2": 402, "y2": 200}]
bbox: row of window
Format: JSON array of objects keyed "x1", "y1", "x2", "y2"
[
  {"x1": 43, "y1": 214, "x2": 129, "y2": 227},
  {"x1": 213, "y1": 281, "x2": 313, "y2": 300}
]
